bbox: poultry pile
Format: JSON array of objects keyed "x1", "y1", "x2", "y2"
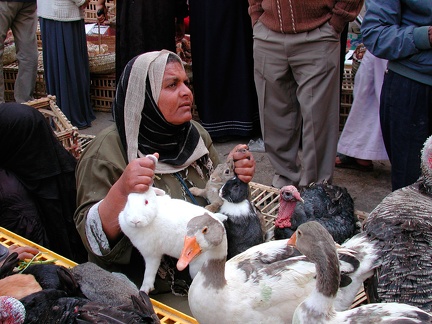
[
  {"x1": 274, "y1": 182, "x2": 359, "y2": 244},
  {"x1": 0, "y1": 253, "x2": 160, "y2": 323},
  {"x1": 176, "y1": 213, "x2": 381, "y2": 323}
]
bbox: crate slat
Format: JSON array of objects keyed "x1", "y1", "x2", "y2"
[
  {"x1": 24, "y1": 96, "x2": 89, "y2": 159},
  {"x1": 340, "y1": 67, "x2": 354, "y2": 131}
]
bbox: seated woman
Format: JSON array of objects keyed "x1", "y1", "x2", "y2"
[
  {"x1": 74, "y1": 50, "x2": 255, "y2": 293},
  {"x1": 0, "y1": 103, "x2": 87, "y2": 263}
]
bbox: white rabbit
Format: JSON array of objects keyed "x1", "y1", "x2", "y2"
[{"x1": 118, "y1": 155, "x2": 220, "y2": 293}]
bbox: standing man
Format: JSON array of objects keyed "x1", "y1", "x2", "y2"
[
  {"x1": 248, "y1": 1, "x2": 363, "y2": 188},
  {"x1": 0, "y1": 0, "x2": 38, "y2": 103},
  {"x1": 361, "y1": 0, "x2": 432, "y2": 191}
]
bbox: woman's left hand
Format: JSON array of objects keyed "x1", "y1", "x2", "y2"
[{"x1": 228, "y1": 144, "x2": 256, "y2": 183}]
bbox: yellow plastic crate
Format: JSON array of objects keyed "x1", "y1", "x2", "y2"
[
  {"x1": 0, "y1": 226, "x2": 197, "y2": 324},
  {"x1": 0, "y1": 226, "x2": 76, "y2": 268}
]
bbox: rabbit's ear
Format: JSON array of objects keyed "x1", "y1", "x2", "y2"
[
  {"x1": 153, "y1": 187, "x2": 165, "y2": 196},
  {"x1": 224, "y1": 157, "x2": 235, "y2": 174}
]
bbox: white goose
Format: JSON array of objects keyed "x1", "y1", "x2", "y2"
[
  {"x1": 176, "y1": 213, "x2": 381, "y2": 324},
  {"x1": 289, "y1": 221, "x2": 432, "y2": 324}
]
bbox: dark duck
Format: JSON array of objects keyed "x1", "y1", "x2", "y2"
[
  {"x1": 274, "y1": 182, "x2": 358, "y2": 244},
  {"x1": 363, "y1": 134, "x2": 432, "y2": 312},
  {"x1": 219, "y1": 176, "x2": 265, "y2": 259}
]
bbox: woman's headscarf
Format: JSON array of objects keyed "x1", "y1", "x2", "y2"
[{"x1": 113, "y1": 50, "x2": 208, "y2": 173}]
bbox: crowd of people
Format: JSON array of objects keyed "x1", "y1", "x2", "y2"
[{"x1": 0, "y1": 0, "x2": 431, "y2": 302}]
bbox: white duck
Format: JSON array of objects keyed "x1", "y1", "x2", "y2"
[
  {"x1": 288, "y1": 221, "x2": 432, "y2": 324},
  {"x1": 176, "y1": 213, "x2": 381, "y2": 324}
]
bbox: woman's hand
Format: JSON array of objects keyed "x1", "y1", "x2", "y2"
[
  {"x1": 228, "y1": 144, "x2": 256, "y2": 183},
  {"x1": 0, "y1": 245, "x2": 40, "y2": 267},
  {"x1": 99, "y1": 153, "x2": 159, "y2": 242},
  {"x1": 8, "y1": 245, "x2": 40, "y2": 261},
  {"x1": 95, "y1": 2, "x2": 107, "y2": 24},
  {"x1": 116, "y1": 153, "x2": 159, "y2": 197}
]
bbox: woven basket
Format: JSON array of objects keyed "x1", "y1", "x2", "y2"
[
  {"x1": 88, "y1": 52, "x2": 115, "y2": 75},
  {"x1": 2, "y1": 44, "x2": 16, "y2": 65}
]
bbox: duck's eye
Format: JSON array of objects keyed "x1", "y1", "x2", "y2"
[
  {"x1": 202, "y1": 226, "x2": 208, "y2": 234},
  {"x1": 297, "y1": 230, "x2": 302, "y2": 237}
]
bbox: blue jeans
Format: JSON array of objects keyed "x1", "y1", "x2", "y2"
[{"x1": 380, "y1": 70, "x2": 432, "y2": 191}]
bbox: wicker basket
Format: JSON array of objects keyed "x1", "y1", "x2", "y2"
[
  {"x1": 2, "y1": 44, "x2": 16, "y2": 65},
  {"x1": 88, "y1": 52, "x2": 115, "y2": 75}
]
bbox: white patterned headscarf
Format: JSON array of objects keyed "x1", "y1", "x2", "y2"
[{"x1": 113, "y1": 50, "x2": 208, "y2": 173}]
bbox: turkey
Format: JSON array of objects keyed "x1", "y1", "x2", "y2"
[
  {"x1": 363, "y1": 134, "x2": 432, "y2": 312},
  {"x1": 274, "y1": 182, "x2": 359, "y2": 244}
]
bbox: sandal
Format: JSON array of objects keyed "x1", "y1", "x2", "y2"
[{"x1": 335, "y1": 153, "x2": 374, "y2": 172}]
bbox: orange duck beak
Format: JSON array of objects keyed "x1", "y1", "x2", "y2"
[
  {"x1": 287, "y1": 231, "x2": 297, "y2": 247},
  {"x1": 177, "y1": 235, "x2": 202, "y2": 271}
]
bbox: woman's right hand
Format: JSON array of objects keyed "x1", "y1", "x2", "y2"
[
  {"x1": 98, "y1": 153, "x2": 159, "y2": 241},
  {"x1": 117, "y1": 154, "x2": 159, "y2": 196}
]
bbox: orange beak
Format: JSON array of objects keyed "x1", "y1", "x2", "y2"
[
  {"x1": 177, "y1": 236, "x2": 202, "y2": 271},
  {"x1": 287, "y1": 231, "x2": 297, "y2": 247}
]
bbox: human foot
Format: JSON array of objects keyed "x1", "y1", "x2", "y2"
[{"x1": 335, "y1": 153, "x2": 373, "y2": 172}]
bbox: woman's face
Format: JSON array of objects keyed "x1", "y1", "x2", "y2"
[{"x1": 158, "y1": 61, "x2": 193, "y2": 125}]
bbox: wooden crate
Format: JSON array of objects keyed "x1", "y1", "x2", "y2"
[
  {"x1": 340, "y1": 67, "x2": 354, "y2": 131},
  {"x1": 90, "y1": 73, "x2": 116, "y2": 112},
  {"x1": 3, "y1": 56, "x2": 46, "y2": 102},
  {"x1": 23, "y1": 96, "x2": 88, "y2": 159},
  {"x1": 36, "y1": 20, "x2": 42, "y2": 50}
]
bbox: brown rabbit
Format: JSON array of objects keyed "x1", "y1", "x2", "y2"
[{"x1": 189, "y1": 158, "x2": 235, "y2": 212}]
